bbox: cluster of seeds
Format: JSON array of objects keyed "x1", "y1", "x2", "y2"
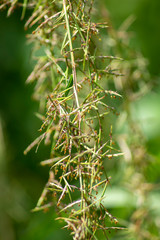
[{"x1": 2, "y1": 0, "x2": 124, "y2": 239}]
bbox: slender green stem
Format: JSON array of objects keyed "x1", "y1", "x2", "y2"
[{"x1": 63, "y1": 0, "x2": 80, "y2": 109}]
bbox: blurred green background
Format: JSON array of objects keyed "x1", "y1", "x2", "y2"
[{"x1": 0, "y1": 1, "x2": 160, "y2": 239}]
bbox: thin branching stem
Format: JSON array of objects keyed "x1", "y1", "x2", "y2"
[{"x1": 1, "y1": 1, "x2": 123, "y2": 239}]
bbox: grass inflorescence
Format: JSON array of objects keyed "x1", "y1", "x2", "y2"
[{"x1": 1, "y1": 1, "x2": 124, "y2": 239}]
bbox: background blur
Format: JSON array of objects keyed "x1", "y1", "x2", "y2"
[{"x1": 0, "y1": 0, "x2": 160, "y2": 239}]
